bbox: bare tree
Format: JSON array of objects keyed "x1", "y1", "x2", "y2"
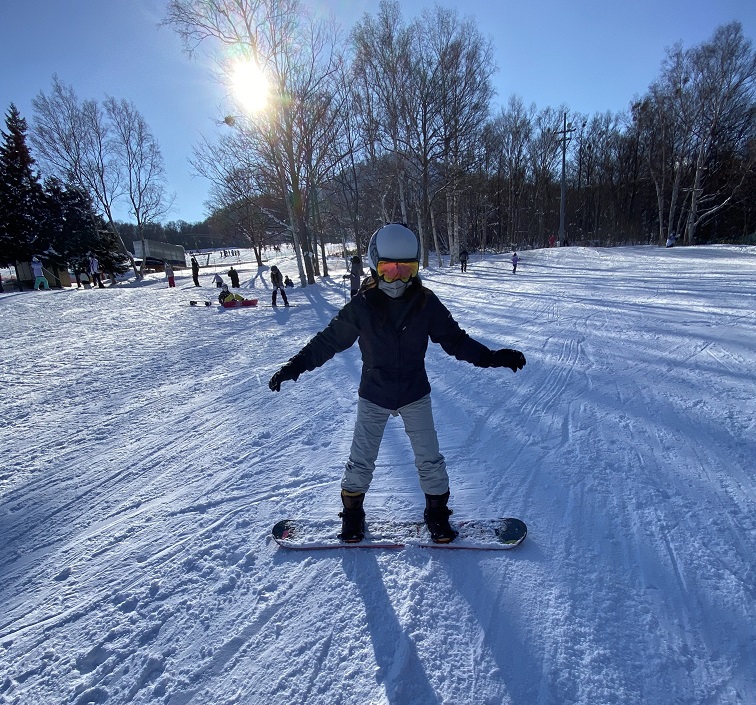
[
  {"x1": 105, "y1": 98, "x2": 173, "y2": 275},
  {"x1": 527, "y1": 107, "x2": 562, "y2": 245},
  {"x1": 351, "y1": 1, "x2": 416, "y2": 230},
  {"x1": 191, "y1": 131, "x2": 285, "y2": 265},
  {"x1": 31, "y1": 77, "x2": 140, "y2": 276},
  {"x1": 422, "y1": 6, "x2": 494, "y2": 265},
  {"x1": 682, "y1": 22, "x2": 756, "y2": 244},
  {"x1": 165, "y1": 0, "x2": 346, "y2": 286},
  {"x1": 634, "y1": 22, "x2": 756, "y2": 245}
]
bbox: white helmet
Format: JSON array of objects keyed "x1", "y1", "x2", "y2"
[{"x1": 367, "y1": 223, "x2": 420, "y2": 271}]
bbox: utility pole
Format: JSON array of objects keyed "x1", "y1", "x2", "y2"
[{"x1": 555, "y1": 112, "x2": 577, "y2": 246}]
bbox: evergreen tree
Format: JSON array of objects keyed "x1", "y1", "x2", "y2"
[
  {"x1": 39, "y1": 177, "x2": 128, "y2": 284},
  {"x1": 0, "y1": 103, "x2": 44, "y2": 266}
]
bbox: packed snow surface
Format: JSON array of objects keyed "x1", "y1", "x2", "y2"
[{"x1": 1, "y1": 245, "x2": 754, "y2": 705}]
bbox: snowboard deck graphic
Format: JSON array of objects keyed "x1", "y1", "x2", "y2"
[{"x1": 272, "y1": 517, "x2": 527, "y2": 551}]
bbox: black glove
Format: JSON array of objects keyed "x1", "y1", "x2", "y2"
[
  {"x1": 269, "y1": 362, "x2": 301, "y2": 391},
  {"x1": 488, "y1": 348, "x2": 526, "y2": 372}
]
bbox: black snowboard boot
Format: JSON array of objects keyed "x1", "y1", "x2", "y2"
[
  {"x1": 424, "y1": 491, "x2": 457, "y2": 543},
  {"x1": 339, "y1": 490, "x2": 365, "y2": 543}
]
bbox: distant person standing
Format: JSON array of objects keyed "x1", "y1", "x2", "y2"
[
  {"x1": 191, "y1": 256, "x2": 200, "y2": 286},
  {"x1": 270, "y1": 265, "x2": 289, "y2": 307},
  {"x1": 228, "y1": 266, "x2": 240, "y2": 288},
  {"x1": 511, "y1": 252, "x2": 520, "y2": 274},
  {"x1": 164, "y1": 262, "x2": 176, "y2": 287},
  {"x1": 89, "y1": 253, "x2": 105, "y2": 288},
  {"x1": 71, "y1": 257, "x2": 87, "y2": 288},
  {"x1": 459, "y1": 249, "x2": 469, "y2": 272},
  {"x1": 349, "y1": 255, "x2": 364, "y2": 298},
  {"x1": 31, "y1": 257, "x2": 50, "y2": 290}
]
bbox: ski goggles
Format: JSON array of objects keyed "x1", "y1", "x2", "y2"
[{"x1": 376, "y1": 259, "x2": 419, "y2": 283}]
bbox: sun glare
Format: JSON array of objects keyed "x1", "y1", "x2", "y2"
[{"x1": 231, "y1": 59, "x2": 269, "y2": 114}]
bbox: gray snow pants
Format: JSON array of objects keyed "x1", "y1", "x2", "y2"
[{"x1": 341, "y1": 394, "x2": 449, "y2": 496}]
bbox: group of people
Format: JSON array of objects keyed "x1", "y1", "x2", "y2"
[
  {"x1": 206, "y1": 261, "x2": 292, "y2": 308},
  {"x1": 457, "y1": 248, "x2": 519, "y2": 274},
  {"x1": 191, "y1": 257, "x2": 240, "y2": 288},
  {"x1": 28, "y1": 253, "x2": 105, "y2": 290},
  {"x1": 192, "y1": 257, "x2": 237, "y2": 288}
]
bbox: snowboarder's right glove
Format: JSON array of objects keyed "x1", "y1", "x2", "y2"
[
  {"x1": 269, "y1": 361, "x2": 302, "y2": 392},
  {"x1": 488, "y1": 348, "x2": 526, "y2": 372}
]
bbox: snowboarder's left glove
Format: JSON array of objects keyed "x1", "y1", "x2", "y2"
[
  {"x1": 269, "y1": 362, "x2": 301, "y2": 391},
  {"x1": 488, "y1": 348, "x2": 526, "y2": 372}
]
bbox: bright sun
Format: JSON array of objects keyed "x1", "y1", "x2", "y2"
[{"x1": 230, "y1": 59, "x2": 269, "y2": 114}]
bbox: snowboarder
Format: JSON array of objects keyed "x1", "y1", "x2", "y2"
[
  {"x1": 349, "y1": 255, "x2": 364, "y2": 298},
  {"x1": 31, "y1": 257, "x2": 50, "y2": 290},
  {"x1": 270, "y1": 266, "x2": 289, "y2": 307},
  {"x1": 511, "y1": 252, "x2": 520, "y2": 274},
  {"x1": 191, "y1": 256, "x2": 200, "y2": 287},
  {"x1": 459, "y1": 249, "x2": 468, "y2": 272},
  {"x1": 218, "y1": 283, "x2": 244, "y2": 305},
  {"x1": 268, "y1": 223, "x2": 526, "y2": 544},
  {"x1": 212, "y1": 272, "x2": 224, "y2": 288},
  {"x1": 228, "y1": 266, "x2": 240, "y2": 288}
]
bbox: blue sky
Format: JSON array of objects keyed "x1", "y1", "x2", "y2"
[{"x1": 1, "y1": 0, "x2": 754, "y2": 224}]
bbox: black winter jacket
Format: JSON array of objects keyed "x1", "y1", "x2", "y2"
[
  {"x1": 288, "y1": 280, "x2": 494, "y2": 409},
  {"x1": 270, "y1": 268, "x2": 284, "y2": 288}
]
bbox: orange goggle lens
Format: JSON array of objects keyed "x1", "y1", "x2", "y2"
[{"x1": 376, "y1": 260, "x2": 419, "y2": 283}]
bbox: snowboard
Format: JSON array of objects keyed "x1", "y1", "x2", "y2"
[
  {"x1": 189, "y1": 300, "x2": 211, "y2": 306},
  {"x1": 271, "y1": 517, "x2": 527, "y2": 551}
]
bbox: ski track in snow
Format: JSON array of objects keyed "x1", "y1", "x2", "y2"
[{"x1": 1, "y1": 245, "x2": 755, "y2": 705}]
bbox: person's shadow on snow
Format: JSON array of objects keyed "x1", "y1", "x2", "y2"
[{"x1": 341, "y1": 553, "x2": 440, "y2": 705}]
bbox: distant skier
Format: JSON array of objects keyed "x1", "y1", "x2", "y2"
[
  {"x1": 349, "y1": 255, "x2": 364, "y2": 298},
  {"x1": 511, "y1": 252, "x2": 520, "y2": 274},
  {"x1": 268, "y1": 223, "x2": 526, "y2": 544},
  {"x1": 31, "y1": 257, "x2": 50, "y2": 290},
  {"x1": 191, "y1": 256, "x2": 200, "y2": 287},
  {"x1": 459, "y1": 249, "x2": 468, "y2": 272},
  {"x1": 270, "y1": 265, "x2": 289, "y2": 307}
]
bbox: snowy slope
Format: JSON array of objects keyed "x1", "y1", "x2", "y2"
[{"x1": 1, "y1": 246, "x2": 754, "y2": 705}]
